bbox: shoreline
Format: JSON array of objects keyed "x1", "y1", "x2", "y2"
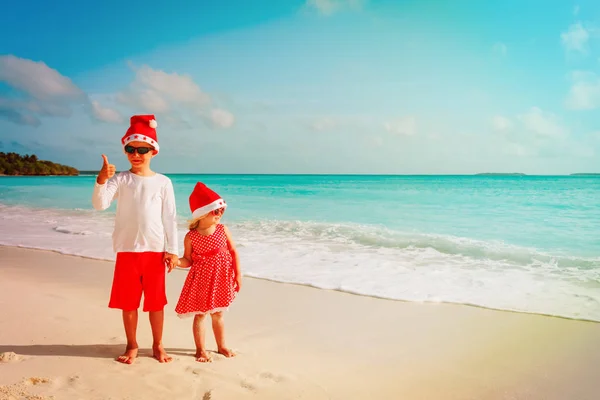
[
  {"x1": 246, "y1": 272, "x2": 600, "y2": 324},
  {"x1": 1, "y1": 245, "x2": 599, "y2": 399},
  {"x1": 4, "y1": 243, "x2": 599, "y2": 325}
]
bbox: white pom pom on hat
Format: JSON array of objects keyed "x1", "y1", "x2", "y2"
[{"x1": 149, "y1": 119, "x2": 157, "y2": 129}]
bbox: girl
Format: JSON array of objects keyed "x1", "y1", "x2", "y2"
[{"x1": 174, "y1": 182, "x2": 242, "y2": 362}]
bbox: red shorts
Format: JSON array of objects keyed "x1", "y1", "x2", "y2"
[{"x1": 109, "y1": 252, "x2": 167, "y2": 312}]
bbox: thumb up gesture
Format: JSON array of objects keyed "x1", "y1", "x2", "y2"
[{"x1": 97, "y1": 154, "x2": 116, "y2": 185}]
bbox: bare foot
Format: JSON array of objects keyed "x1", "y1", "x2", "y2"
[
  {"x1": 152, "y1": 343, "x2": 173, "y2": 363},
  {"x1": 116, "y1": 346, "x2": 138, "y2": 364},
  {"x1": 195, "y1": 349, "x2": 212, "y2": 363},
  {"x1": 217, "y1": 347, "x2": 236, "y2": 358}
]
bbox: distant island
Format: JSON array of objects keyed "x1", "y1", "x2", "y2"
[
  {"x1": 475, "y1": 173, "x2": 527, "y2": 176},
  {"x1": 0, "y1": 152, "x2": 79, "y2": 176}
]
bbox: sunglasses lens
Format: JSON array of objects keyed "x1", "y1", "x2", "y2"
[{"x1": 125, "y1": 146, "x2": 153, "y2": 154}]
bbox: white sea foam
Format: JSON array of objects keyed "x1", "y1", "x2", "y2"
[{"x1": 1, "y1": 203, "x2": 599, "y2": 322}]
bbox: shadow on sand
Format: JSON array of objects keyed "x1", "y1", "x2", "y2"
[{"x1": 0, "y1": 344, "x2": 195, "y2": 359}]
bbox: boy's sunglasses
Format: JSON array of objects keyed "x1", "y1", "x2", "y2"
[{"x1": 125, "y1": 145, "x2": 154, "y2": 155}]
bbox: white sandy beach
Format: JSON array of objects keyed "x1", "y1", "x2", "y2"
[{"x1": 1, "y1": 245, "x2": 599, "y2": 400}]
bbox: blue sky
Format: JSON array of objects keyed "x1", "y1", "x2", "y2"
[{"x1": 1, "y1": 0, "x2": 600, "y2": 174}]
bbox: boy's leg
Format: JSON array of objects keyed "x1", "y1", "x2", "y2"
[
  {"x1": 109, "y1": 252, "x2": 143, "y2": 364},
  {"x1": 193, "y1": 314, "x2": 211, "y2": 362},
  {"x1": 120, "y1": 310, "x2": 139, "y2": 364},
  {"x1": 149, "y1": 310, "x2": 171, "y2": 362},
  {"x1": 142, "y1": 252, "x2": 171, "y2": 363},
  {"x1": 211, "y1": 312, "x2": 236, "y2": 358}
]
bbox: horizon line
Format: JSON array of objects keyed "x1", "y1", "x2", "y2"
[{"x1": 73, "y1": 171, "x2": 600, "y2": 177}]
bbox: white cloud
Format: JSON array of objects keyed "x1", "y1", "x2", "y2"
[
  {"x1": 491, "y1": 115, "x2": 512, "y2": 132},
  {"x1": 117, "y1": 87, "x2": 170, "y2": 113},
  {"x1": 206, "y1": 108, "x2": 235, "y2": 129},
  {"x1": 0, "y1": 55, "x2": 122, "y2": 127},
  {"x1": 133, "y1": 64, "x2": 210, "y2": 105},
  {"x1": 384, "y1": 116, "x2": 417, "y2": 136},
  {"x1": 492, "y1": 42, "x2": 508, "y2": 57},
  {"x1": 116, "y1": 64, "x2": 234, "y2": 130},
  {"x1": 305, "y1": 0, "x2": 366, "y2": 16},
  {"x1": 117, "y1": 65, "x2": 209, "y2": 113},
  {"x1": 311, "y1": 117, "x2": 338, "y2": 131},
  {"x1": 561, "y1": 22, "x2": 590, "y2": 54},
  {"x1": 517, "y1": 107, "x2": 568, "y2": 138},
  {"x1": 90, "y1": 101, "x2": 124, "y2": 124},
  {"x1": 0, "y1": 55, "x2": 85, "y2": 101},
  {"x1": 487, "y1": 107, "x2": 594, "y2": 160},
  {"x1": 565, "y1": 71, "x2": 600, "y2": 110}
]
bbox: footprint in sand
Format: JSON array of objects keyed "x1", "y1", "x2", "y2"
[
  {"x1": 25, "y1": 377, "x2": 51, "y2": 386},
  {"x1": 0, "y1": 351, "x2": 21, "y2": 363},
  {"x1": 240, "y1": 380, "x2": 258, "y2": 393},
  {"x1": 259, "y1": 372, "x2": 286, "y2": 383},
  {"x1": 0, "y1": 377, "x2": 52, "y2": 400},
  {"x1": 185, "y1": 366, "x2": 203, "y2": 376},
  {"x1": 241, "y1": 371, "x2": 289, "y2": 393}
]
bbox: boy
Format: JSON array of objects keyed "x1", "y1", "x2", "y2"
[{"x1": 92, "y1": 114, "x2": 179, "y2": 364}]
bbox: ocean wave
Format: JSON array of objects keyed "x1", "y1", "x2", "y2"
[
  {"x1": 232, "y1": 219, "x2": 600, "y2": 271},
  {"x1": 1, "y1": 203, "x2": 599, "y2": 322},
  {"x1": 53, "y1": 226, "x2": 94, "y2": 235}
]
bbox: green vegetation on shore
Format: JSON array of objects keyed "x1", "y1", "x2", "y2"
[{"x1": 0, "y1": 152, "x2": 79, "y2": 176}]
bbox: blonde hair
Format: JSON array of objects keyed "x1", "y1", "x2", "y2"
[
  {"x1": 187, "y1": 213, "x2": 212, "y2": 230},
  {"x1": 188, "y1": 215, "x2": 206, "y2": 230}
]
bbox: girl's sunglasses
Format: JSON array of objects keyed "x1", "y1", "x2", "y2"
[
  {"x1": 125, "y1": 145, "x2": 154, "y2": 155},
  {"x1": 212, "y1": 208, "x2": 225, "y2": 216}
]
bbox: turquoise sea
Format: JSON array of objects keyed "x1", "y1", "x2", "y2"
[{"x1": 1, "y1": 174, "x2": 599, "y2": 321}]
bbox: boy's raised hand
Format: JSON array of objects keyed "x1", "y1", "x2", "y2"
[{"x1": 97, "y1": 154, "x2": 116, "y2": 184}]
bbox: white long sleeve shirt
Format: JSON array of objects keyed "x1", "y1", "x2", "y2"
[{"x1": 92, "y1": 171, "x2": 179, "y2": 255}]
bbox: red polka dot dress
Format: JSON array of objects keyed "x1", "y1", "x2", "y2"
[{"x1": 175, "y1": 224, "x2": 237, "y2": 318}]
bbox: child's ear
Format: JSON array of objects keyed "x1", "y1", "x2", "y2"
[{"x1": 152, "y1": 150, "x2": 158, "y2": 156}]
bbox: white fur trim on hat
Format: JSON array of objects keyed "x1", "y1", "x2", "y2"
[
  {"x1": 122, "y1": 134, "x2": 160, "y2": 153},
  {"x1": 192, "y1": 198, "x2": 227, "y2": 219}
]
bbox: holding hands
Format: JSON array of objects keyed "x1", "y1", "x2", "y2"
[{"x1": 164, "y1": 253, "x2": 179, "y2": 273}]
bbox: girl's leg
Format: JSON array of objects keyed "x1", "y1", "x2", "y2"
[
  {"x1": 211, "y1": 312, "x2": 236, "y2": 357},
  {"x1": 193, "y1": 314, "x2": 211, "y2": 362}
]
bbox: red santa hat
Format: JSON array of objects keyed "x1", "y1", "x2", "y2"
[
  {"x1": 189, "y1": 182, "x2": 227, "y2": 219},
  {"x1": 121, "y1": 114, "x2": 160, "y2": 153}
]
